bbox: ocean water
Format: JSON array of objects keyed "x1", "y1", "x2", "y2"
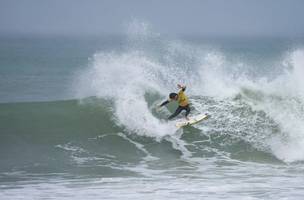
[{"x1": 1, "y1": 28, "x2": 304, "y2": 199}]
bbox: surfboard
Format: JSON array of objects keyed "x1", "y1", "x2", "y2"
[{"x1": 175, "y1": 113, "x2": 209, "y2": 128}]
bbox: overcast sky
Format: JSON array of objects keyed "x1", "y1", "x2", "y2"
[{"x1": 0, "y1": 0, "x2": 304, "y2": 37}]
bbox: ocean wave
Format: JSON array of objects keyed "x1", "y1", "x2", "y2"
[{"x1": 72, "y1": 22, "x2": 304, "y2": 162}]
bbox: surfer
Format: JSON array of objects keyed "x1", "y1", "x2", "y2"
[{"x1": 159, "y1": 84, "x2": 190, "y2": 120}]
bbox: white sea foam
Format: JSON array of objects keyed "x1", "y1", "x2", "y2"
[
  {"x1": 197, "y1": 49, "x2": 304, "y2": 162},
  {"x1": 251, "y1": 50, "x2": 304, "y2": 162}
]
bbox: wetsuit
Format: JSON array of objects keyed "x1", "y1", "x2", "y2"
[{"x1": 160, "y1": 87, "x2": 190, "y2": 120}]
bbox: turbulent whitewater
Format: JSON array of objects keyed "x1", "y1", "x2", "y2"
[{"x1": 1, "y1": 25, "x2": 304, "y2": 199}]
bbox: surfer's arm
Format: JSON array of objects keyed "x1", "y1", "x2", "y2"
[
  {"x1": 177, "y1": 84, "x2": 186, "y2": 92},
  {"x1": 159, "y1": 100, "x2": 170, "y2": 107}
]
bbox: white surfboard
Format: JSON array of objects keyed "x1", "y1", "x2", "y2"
[{"x1": 175, "y1": 113, "x2": 209, "y2": 128}]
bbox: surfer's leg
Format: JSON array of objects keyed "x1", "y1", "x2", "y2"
[
  {"x1": 168, "y1": 106, "x2": 183, "y2": 120},
  {"x1": 185, "y1": 105, "x2": 191, "y2": 117}
]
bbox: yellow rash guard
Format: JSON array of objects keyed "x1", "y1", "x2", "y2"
[{"x1": 178, "y1": 89, "x2": 189, "y2": 107}]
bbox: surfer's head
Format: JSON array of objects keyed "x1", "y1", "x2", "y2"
[{"x1": 169, "y1": 93, "x2": 178, "y2": 100}]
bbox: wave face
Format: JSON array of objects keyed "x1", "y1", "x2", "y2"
[{"x1": 1, "y1": 22, "x2": 304, "y2": 199}]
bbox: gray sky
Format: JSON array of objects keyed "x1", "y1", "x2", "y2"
[{"x1": 0, "y1": 0, "x2": 304, "y2": 37}]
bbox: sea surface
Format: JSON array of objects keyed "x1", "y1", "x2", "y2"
[{"x1": 1, "y1": 28, "x2": 304, "y2": 199}]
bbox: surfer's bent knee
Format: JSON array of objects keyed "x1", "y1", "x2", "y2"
[{"x1": 185, "y1": 105, "x2": 191, "y2": 116}]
